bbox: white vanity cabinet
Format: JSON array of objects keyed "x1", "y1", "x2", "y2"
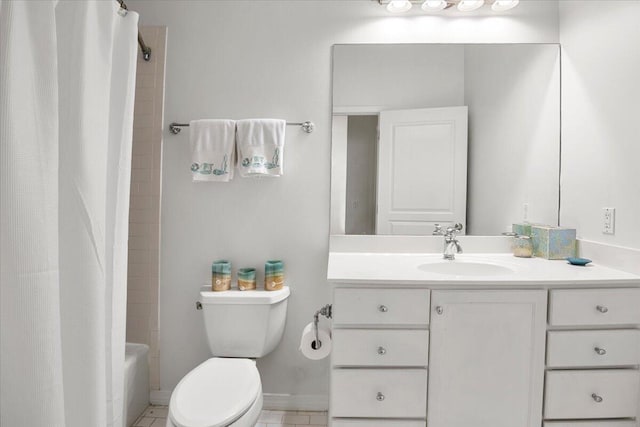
[
  {"x1": 329, "y1": 287, "x2": 547, "y2": 426},
  {"x1": 327, "y1": 251, "x2": 640, "y2": 427},
  {"x1": 427, "y1": 290, "x2": 547, "y2": 427},
  {"x1": 329, "y1": 285, "x2": 640, "y2": 427},
  {"x1": 543, "y1": 288, "x2": 640, "y2": 424},
  {"x1": 330, "y1": 288, "x2": 430, "y2": 425}
]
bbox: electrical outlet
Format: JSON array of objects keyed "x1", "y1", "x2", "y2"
[
  {"x1": 603, "y1": 207, "x2": 615, "y2": 235},
  {"x1": 523, "y1": 203, "x2": 529, "y2": 221}
]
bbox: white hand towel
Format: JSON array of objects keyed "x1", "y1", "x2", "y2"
[
  {"x1": 189, "y1": 119, "x2": 236, "y2": 182},
  {"x1": 236, "y1": 119, "x2": 286, "y2": 177}
]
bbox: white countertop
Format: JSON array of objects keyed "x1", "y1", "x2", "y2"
[{"x1": 327, "y1": 252, "x2": 640, "y2": 287}]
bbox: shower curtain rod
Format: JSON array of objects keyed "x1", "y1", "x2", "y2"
[{"x1": 117, "y1": 0, "x2": 151, "y2": 61}]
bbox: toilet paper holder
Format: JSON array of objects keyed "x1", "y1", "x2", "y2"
[{"x1": 312, "y1": 304, "x2": 332, "y2": 350}]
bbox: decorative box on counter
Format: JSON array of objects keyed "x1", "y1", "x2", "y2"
[
  {"x1": 512, "y1": 222, "x2": 547, "y2": 237},
  {"x1": 512, "y1": 223, "x2": 533, "y2": 236},
  {"x1": 531, "y1": 225, "x2": 576, "y2": 260}
]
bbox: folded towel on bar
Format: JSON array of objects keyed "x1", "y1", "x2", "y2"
[
  {"x1": 236, "y1": 119, "x2": 286, "y2": 177},
  {"x1": 189, "y1": 119, "x2": 236, "y2": 182}
]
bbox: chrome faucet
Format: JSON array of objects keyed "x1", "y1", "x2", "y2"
[{"x1": 433, "y1": 223, "x2": 463, "y2": 260}]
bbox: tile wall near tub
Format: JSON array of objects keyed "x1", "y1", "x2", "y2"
[{"x1": 126, "y1": 25, "x2": 167, "y2": 391}]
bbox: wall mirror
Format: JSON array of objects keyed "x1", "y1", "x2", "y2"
[{"x1": 330, "y1": 43, "x2": 561, "y2": 236}]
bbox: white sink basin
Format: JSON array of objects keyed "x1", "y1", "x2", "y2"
[{"x1": 418, "y1": 260, "x2": 516, "y2": 276}]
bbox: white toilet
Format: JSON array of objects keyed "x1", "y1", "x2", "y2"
[{"x1": 167, "y1": 285, "x2": 290, "y2": 427}]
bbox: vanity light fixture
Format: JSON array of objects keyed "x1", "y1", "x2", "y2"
[
  {"x1": 379, "y1": 0, "x2": 519, "y2": 13},
  {"x1": 422, "y1": 0, "x2": 448, "y2": 11},
  {"x1": 387, "y1": 0, "x2": 413, "y2": 13},
  {"x1": 491, "y1": 0, "x2": 519, "y2": 11},
  {"x1": 457, "y1": 0, "x2": 484, "y2": 11}
]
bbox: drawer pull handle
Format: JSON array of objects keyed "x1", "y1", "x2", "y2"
[
  {"x1": 376, "y1": 392, "x2": 385, "y2": 401},
  {"x1": 594, "y1": 347, "x2": 607, "y2": 355},
  {"x1": 377, "y1": 346, "x2": 387, "y2": 355},
  {"x1": 436, "y1": 306, "x2": 444, "y2": 315},
  {"x1": 378, "y1": 305, "x2": 389, "y2": 313},
  {"x1": 592, "y1": 393, "x2": 603, "y2": 403},
  {"x1": 596, "y1": 305, "x2": 609, "y2": 313}
]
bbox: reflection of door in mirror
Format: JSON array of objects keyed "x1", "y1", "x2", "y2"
[
  {"x1": 339, "y1": 107, "x2": 468, "y2": 236},
  {"x1": 331, "y1": 44, "x2": 561, "y2": 236},
  {"x1": 377, "y1": 107, "x2": 467, "y2": 235}
]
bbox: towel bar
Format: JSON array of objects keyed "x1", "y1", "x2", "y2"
[{"x1": 169, "y1": 121, "x2": 314, "y2": 135}]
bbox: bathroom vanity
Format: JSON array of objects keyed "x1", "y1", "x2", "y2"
[
  {"x1": 327, "y1": 41, "x2": 640, "y2": 426},
  {"x1": 326, "y1": 249, "x2": 640, "y2": 427}
]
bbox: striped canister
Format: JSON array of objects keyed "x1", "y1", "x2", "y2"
[
  {"x1": 264, "y1": 260, "x2": 284, "y2": 291},
  {"x1": 237, "y1": 268, "x2": 257, "y2": 291},
  {"x1": 211, "y1": 260, "x2": 231, "y2": 291}
]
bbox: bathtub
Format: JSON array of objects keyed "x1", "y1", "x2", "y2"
[{"x1": 124, "y1": 343, "x2": 149, "y2": 426}]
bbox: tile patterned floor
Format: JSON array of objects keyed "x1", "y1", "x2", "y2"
[
  {"x1": 256, "y1": 410, "x2": 328, "y2": 427},
  {"x1": 133, "y1": 405, "x2": 328, "y2": 427},
  {"x1": 133, "y1": 406, "x2": 167, "y2": 427}
]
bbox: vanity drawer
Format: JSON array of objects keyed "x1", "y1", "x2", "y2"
[
  {"x1": 549, "y1": 289, "x2": 640, "y2": 326},
  {"x1": 544, "y1": 422, "x2": 637, "y2": 427},
  {"x1": 332, "y1": 329, "x2": 429, "y2": 367},
  {"x1": 547, "y1": 330, "x2": 640, "y2": 368},
  {"x1": 332, "y1": 420, "x2": 425, "y2": 427},
  {"x1": 333, "y1": 288, "x2": 430, "y2": 326},
  {"x1": 544, "y1": 370, "x2": 640, "y2": 419},
  {"x1": 330, "y1": 368, "x2": 427, "y2": 418}
]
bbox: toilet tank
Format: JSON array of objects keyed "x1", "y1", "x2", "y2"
[{"x1": 199, "y1": 286, "x2": 290, "y2": 358}]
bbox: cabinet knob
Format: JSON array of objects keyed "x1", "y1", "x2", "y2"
[
  {"x1": 592, "y1": 393, "x2": 603, "y2": 403},
  {"x1": 378, "y1": 305, "x2": 389, "y2": 313},
  {"x1": 377, "y1": 346, "x2": 387, "y2": 355},
  {"x1": 435, "y1": 306, "x2": 444, "y2": 315},
  {"x1": 594, "y1": 347, "x2": 607, "y2": 356},
  {"x1": 596, "y1": 305, "x2": 609, "y2": 313},
  {"x1": 376, "y1": 392, "x2": 385, "y2": 401}
]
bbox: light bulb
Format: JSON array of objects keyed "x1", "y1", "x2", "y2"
[
  {"x1": 457, "y1": 0, "x2": 485, "y2": 11},
  {"x1": 491, "y1": 0, "x2": 519, "y2": 11},
  {"x1": 387, "y1": 0, "x2": 413, "y2": 13},
  {"x1": 422, "y1": 0, "x2": 448, "y2": 11}
]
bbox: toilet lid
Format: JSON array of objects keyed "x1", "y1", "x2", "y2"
[{"x1": 169, "y1": 358, "x2": 261, "y2": 427}]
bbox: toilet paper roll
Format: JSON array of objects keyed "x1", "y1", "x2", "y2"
[{"x1": 299, "y1": 322, "x2": 332, "y2": 360}]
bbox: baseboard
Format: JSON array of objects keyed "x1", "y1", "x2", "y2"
[
  {"x1": 262, "y1": 393, "x2": 329, "y2": 411},
  {"x1": 149, "y1": 390, "x2": 328, "y2": 411},
  {"x1": 149, "y1": 390, "x2": 172, "y2": 406}
]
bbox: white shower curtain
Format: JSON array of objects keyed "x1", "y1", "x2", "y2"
[{"x1": 0, "y1": 1, "x2": 138, "y2": 426}]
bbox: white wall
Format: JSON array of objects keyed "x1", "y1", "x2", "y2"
[
  {"x1": 560, "y1": 1, "x2": 640, "y2": 250},
  {"x1": 129, "y1": 0, "x2": 559, "y2": 402},
  {"x1": 465, "y1": 44, "x2": 560, "y2": 234}
]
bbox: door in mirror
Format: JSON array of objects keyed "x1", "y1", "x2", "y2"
[{"x1": 377, "y1": 106, "x2": 468, "y2": 235}]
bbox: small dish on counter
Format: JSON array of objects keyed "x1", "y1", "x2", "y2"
[{"x1": 566, "y1": 257, "x2": 592, "y2": 266}]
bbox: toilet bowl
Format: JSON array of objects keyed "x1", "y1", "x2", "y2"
[
  {"x1": 166, "y1": 358, "x2": 262, "y2": 427},
  {"x1": 167, "y1": 286, "x2": 290, "y2": 427}
]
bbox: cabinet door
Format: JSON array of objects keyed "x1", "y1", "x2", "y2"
[{"x1": 428, "y1": 290, "x2": 547, "y2": 427}]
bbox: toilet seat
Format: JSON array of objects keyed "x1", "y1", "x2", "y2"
[{"x1": 169, "y1": 358, "x2": 261, "y2": 427}]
